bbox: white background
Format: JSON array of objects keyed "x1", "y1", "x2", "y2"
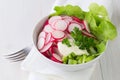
[{"x1": 0, "y1": 0, "x2": 55, "y2": 80}]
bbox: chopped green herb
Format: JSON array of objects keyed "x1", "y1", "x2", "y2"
[
  {"x1": 71, "y1": 27, "x2": 95, "y2": 50},
  {"x1": 62, "y1": 38, "x2": 71, "y2": 47}
]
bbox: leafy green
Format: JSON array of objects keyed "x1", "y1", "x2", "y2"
[
  {"x1": 62, "y1": 53, "x2": 96, "y2": 64},
  {"x1": 54, "y1": 5, "x2": 85, "y2": 19},
  {"x1": 70, "y1": 27, "x2": 95, "y2": 50},
  {"x1": 89, "y1": 3, "x2": 109, "y2": 20},
  {"x1": 62, "y1": 56, "x2": 68, "y2": 64},
  {"x1": 98, "y1": 20, "x2": 117, "y2": 40},
  {"x1": 95, "y1": 41, "x2": 106, "y2": 54},
  {"x1": 68, "y1": 59, "x2": 77, "y2": 64},
  {"x1": 85, "y1": 55, "x2": 95, "y2": 62},
  {"x1": 52, "y1": 3, "x2": 118, "y2": 64},
  {"x1": 53, "y1": 3, "x2": 117, "y2": 41},
  {"x1": 85, "y1": 12, "x2": 117, "y2": 41},
  {"x1": 62, "y1": 38, "x2": 71, "y2": 47}
]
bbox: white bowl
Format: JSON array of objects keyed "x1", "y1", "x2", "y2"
[{"x1": 32, "y1": 15, "x2": 106, "y2": 71}]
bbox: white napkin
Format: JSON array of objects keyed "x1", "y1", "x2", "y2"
[
  {"x1": 21, "y1": 46, "x2": 96, "y2": 80},
  {"x1": 21, "y1": 0, "x2": 112, "y2": 80}
]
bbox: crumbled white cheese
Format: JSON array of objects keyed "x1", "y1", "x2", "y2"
[{"x1": 57, "y1": 39, "x2": 88, "y2": 56}]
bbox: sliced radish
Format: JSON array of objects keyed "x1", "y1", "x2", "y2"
[
  {"x1": 49, "y1": 16, "x2": 62, "y2": 24},
  {"x1": 38, "y1": 31, "x2": 46, "y2": 38},
  {"x1": 62, "y1": 16, "x2": 72, "y2": 24},
  {"x1": 72, "y1": 16, "x2": 83, "y2": 23},
  {"x1": 51, "y1": 53, "x2": 62, "y2": 63},
  {"x1": 50, "y1": 37, "x2": 55, "y2": 42},
  {"x1": 52, "y1": 30, "x2": 65, "y2": 39},
  {"x1": 83, "y1": 20, "x2": 90, "y2": 32},
  {"x1": 64, "y1": 19, "x2": 71, "y2": 25},
  {"x1": 49, "y1": 47, "x2": 54, "y2": 54},
  {"x1": 42, "y1": 51, "x2": 51, "y2": 58},
  {"x1": 53, "y1": 46, "x2": 63, "y2": 57},
  {"x1": 62, "y1": 16, "x2": 73, "y2": 22},
  {"x1": 40, "y1": 42, "x2": 53, "y2": 52},
  {"x1": 53, "y1": 20, "x2": 67, "y2": 31},
  {"x1": 68, "y1": 23, "x2": 82, "y2": 32},
  {"x1": 37, "y1": 37, "x2": 45, "y2": 50},
  {"x1": 82, "y1": 30, "x2": 95, "y2": 38},
  {"x1": 70, "y1": 20, "x2": 84, "y2": 29},
  {"x1": 43, "y1": 24, "x2": 54, "y2": 33},
  {"x1": 45, "y1": 33, "x2": 52, "y2": 44}
]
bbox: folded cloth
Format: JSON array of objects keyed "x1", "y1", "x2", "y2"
[
  {"x1": 21, "y1": 46, "x2": 96, "y2": 80},
  {"x1": 21, "y1": 0, "x2": 112, "y2": 80}
]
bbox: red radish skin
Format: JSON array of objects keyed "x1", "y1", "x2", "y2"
[
  {"x1": 43, "y1": 19, "x2": 49, "y2": 27},
  {"x1": 37, "y1": 15, "x2": 95, "y2": 64},
  {"x1": 50, "y1": 37, "x2": 55, "y2": 42},
  {"x1": 82, "y1": 30, "x2": 96, "y2": 38},
  {"x1": 42, "y1": 51, "x2": 51, "y2": 58},
  {"x1": 40, "y1": 42, "x2": 53, "y2": 52},
  {"x1": 49, "y1": 16, "x2": 62, "y2": 24},
  {"x1": 70, "y1": 20, "x2": 85, "y2": 29},
  {"x1": 45, "y1": 33, "x2": 52, "y2": 44},
  {"x1": 52, "y1": 30, "x2": 65, "y2": 39},
  {"x1": 43, "y1": 24, "x2": 54, "y2": 33},
  {"x1": 62, "y1": 16, "x2": 73, "y2": 25},
  {"x1": 53, "y1": 20, "x2": 68, "y2": 31},
  {"x1": 62, "y1": 16, "x2": 73, "y2": 21},
  {"x1": 72, "y1": 16, "x2": 83, "y2": 23},
  {"x1": 51, "y1": 53, "x2": 62, "y2": 63},
  {"x1": 83, "y1": 20, "x2": 90, "y2": 32},
  {"x1": 49, "y1": 47, "x2": 54, "y2": 54},
  {"x1": 37, "y1": 37, "x2": 45, "y2": 50},
  {"x1": 53, "y1": 46, "x2": 63, "y2": 57}
]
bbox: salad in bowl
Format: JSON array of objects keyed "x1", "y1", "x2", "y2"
[{"x1": 36, "y1": 3, "x2": 117, "y2": 66}]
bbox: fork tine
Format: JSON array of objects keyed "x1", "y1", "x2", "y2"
[
  {"x1": 10, "y1": 58, "x2": 25, "y2": 62},
  {"x1": 6, "y1": 49, "x2": 25, "y2": 56},
  {"x1": 6, "y1": 50, "x2": 25, "y2": 58},
  {"x1": 5, "y1": 45, "x2": 32, "y2": 62},
  {"x1": 5, "y1": 50, "x2": 28, "y2": 62},
  {"x1": 6, "y1": 53, "x2": 27, "y2": 62},
  {"x1": 6, "y1": 52, "x2": 26, "y2": 60}
]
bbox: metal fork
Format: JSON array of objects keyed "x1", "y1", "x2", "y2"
[{"x1": 5, "y1": 45, "x2": 32, "y2": 62}]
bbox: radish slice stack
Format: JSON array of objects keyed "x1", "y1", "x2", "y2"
[
  {"x1": 52, "y1": 31, "x2": 65, "y2": 39},
  {"x1": 51, "y1": 53, "x2": 62, "y2": 63},
  {"x1": 53, "y1": 20, "x2": 67, "y2": 31},
  {"x1": 37, "y1": 15, "x2": 91, "y2": 63},
  {"x1": 37, "y1": 37, "x2": 45, "y2": 50},
  {"x1": 43, "y1": 24, "x2": 54, "y2": 33}
]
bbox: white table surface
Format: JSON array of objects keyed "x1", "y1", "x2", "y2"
[{"x1": 0, "y1": 0, "x2": 120, "y2": 80}]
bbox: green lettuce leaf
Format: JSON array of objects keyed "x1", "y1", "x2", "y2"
[
  {"x1": 85, "y1": 9, "x2": 117, "y2": 41},
  {"x1": 54, "y1": 5, "x2": 85, "y2": 19},
  {"x1": 89, "y1": 3, "x2": 108, "y2": 17},
  {"x1": 95, "y1": 41, "x2": 106, "y2": 54},
  {"x1": 51, "y1": 3, "x2": 117, "y2": 57}
]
